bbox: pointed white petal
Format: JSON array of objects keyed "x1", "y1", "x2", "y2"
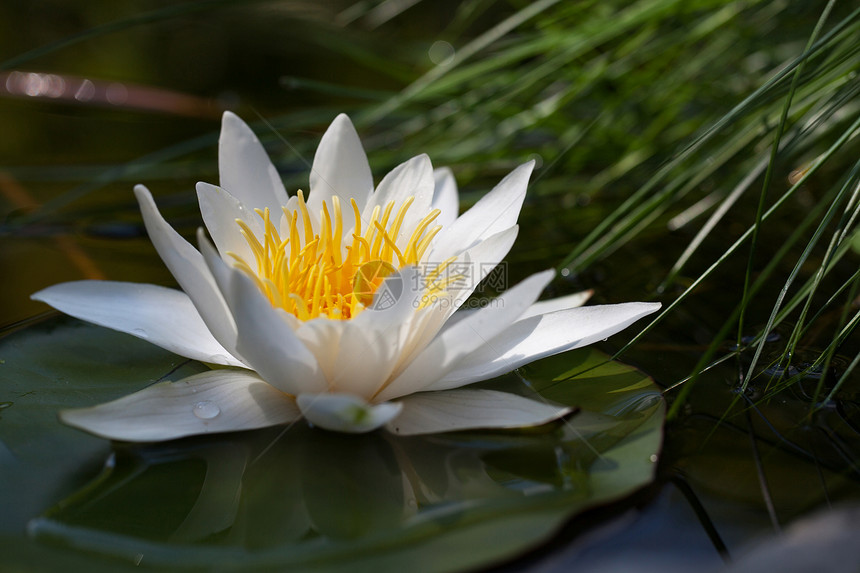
[
  {"x1": 32, "y1": 280, "x2": 243, "y2": 368},
  {"x1": 362, "y1": 154, "x2": 435, "y2": 244},
  {"x1": 219, "y1": 111, "x2": 289, "y2": 213},
  {"x1": 308, "y1": 113, "x2": 374, "y2": 232},
  {"x1": 455, "y1": 224, "x2": 518, "y2": 271},
  {"x1": 436, "y1": 302, "x2": 661, "y2": 388},
  {"x1": 376, "y1": 270, "x2": 554, "y2": 401},
  {"x1": 60, "y1": 369, "x2": 300, "y2": 442},
  {"x1": 198, "y1": 233, "x2": 327, "y2": 395},
  {"x1": 430, "y1": 161, "x2": 534, "y2": 260},
  {"x1": 134, "y1": 185, "x2": 238, "y2": 352},
  {"x1": 297, "y1": 393, "x2": 402, "y2": 434},
  {"x1": 443, "y1": 289, "x2": 593, "y2": 330},
  {"x1": 365, "y1": 154, "x2": 434, "y2": 212},
  {"x1": 196, "y1": 181, "x2": 260, "y2": 265},
  {"x1": 386, "y1": 389, "x2": 571, "y2": 436},
  {"x1": 520, "y1": 290, "x2": 593, "y2": 319},
  {"x1": 431, "y1": 167, "x2": 459, "y2": 228}
]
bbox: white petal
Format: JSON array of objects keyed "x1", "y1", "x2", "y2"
[
  {"x1": 384, "y1": 227, "x2": 521, "y2": 379},
  {"x1": 386, "y1": 389, "x2": 571, "y2": 436},
  {"x1": 60, "y1": 369, "x2": 300, "y2": 442},
  {"x1": 431, "y1": 167, "x2": 459, "y2": 228},
  {"x1": 297, "y1": 393, "x2": 402, "y2": 434},
  {"x1": 196, "y1": 228, "x2": 304, "y2": 340},
  {"x1": 430, "y1": 161, "x2": 534, "y2": 260},
  {"x1": 197, "y1": 227, "x2": 238, "y2": 302},
  {"x1": 308, "y1": 113, "x2": 373, "y2": 232},
  {"x1": 436, "y1": 302, "x2": 662, "y2": 388},
  {"x1": 134, "y1": 185, "x2": 239, "y2": 353},
  {"x1": 376, "y1": 270, "x2": 555, "y2": 401},
  {"x1": 32, "y1": 280, "x2": 243, "y2": 368},
  {"x1": 327, "y1": 268, "x2": 424, "y2": 398},
  {"x1": 327, "y1": 322, "x2": 393, "y2": 398},
  {"x1": 520, "y1": 290, "x2": 593, "y2": 319},
  {"x1": 230, "y1": 273, "x2": 328, "y2": 395},
  {"x1": 444, "y1": 289, "x2": 593, "y2": 330},
  {"x1": 219, "y1": 111, "x2": 289, "y2": 213},
  {"x1": 362, "y1": 154, "x2": 435, "y2": 244},
  {"x1": 424, "y1": 224, "x2": 520, "y2": 320},
  {"x1": 198, "y1": 233, "x2": 328, "y2": 395},
  {"x1": 196, "y1": 182, "x2": 260, "y2": 265},
  {"x1": 295, "y1": 318, "x2": 345, "y2": 383},
  {"x1": 455, "y1": 224, "x2": 519, "y2": 271}
]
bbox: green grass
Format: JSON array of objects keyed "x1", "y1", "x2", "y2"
[{"x1": 333, "y1": 0, "x2": 860, "y2": 423}]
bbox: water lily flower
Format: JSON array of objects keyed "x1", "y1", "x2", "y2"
[{"x1": 32, "y1": 112, "x2": 659, "y2": 440}]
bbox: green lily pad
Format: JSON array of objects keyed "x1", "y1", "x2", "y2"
[{"x1": 0, "y1": 316, "x2": 664, "y2": 572}]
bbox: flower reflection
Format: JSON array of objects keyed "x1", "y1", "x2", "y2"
[
  {"x1": 33, "y1": 426, "x2": 550, "y2": 549},
  {"x1": 28, "y1": 351, "x2": 664, "y2": 569}
]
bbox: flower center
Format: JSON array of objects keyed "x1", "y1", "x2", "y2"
[{"x1": 228, "y1": 191, "x2": 448, "y2": 320}]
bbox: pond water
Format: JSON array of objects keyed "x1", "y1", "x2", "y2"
[{"x1": 1, "y1": 1, "x2": 858, "y2": 571}]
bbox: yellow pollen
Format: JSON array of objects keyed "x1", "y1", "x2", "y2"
[{"x1": 228, "y1": 191, "x2": 442, "y2": 320}]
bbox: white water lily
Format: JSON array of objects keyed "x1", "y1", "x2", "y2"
[{"x1": 32, "y1": 112, "x2": 659, "y2": 440}]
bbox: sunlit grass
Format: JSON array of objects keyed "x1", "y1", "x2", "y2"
[{"x1": 331, "y1": 0, "x2": 860, "y2": 423}]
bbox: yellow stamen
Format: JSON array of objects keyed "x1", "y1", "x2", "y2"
[
  {"x1": 230, "y1": 194, "x2": 444, "y2": 320},
  {"x1": 297, "y1": 190, "x2": 314, "y2": 245}
]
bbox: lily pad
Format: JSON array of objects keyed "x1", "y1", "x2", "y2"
[{"x1": 0, "y1": 316, "x2": 664, "y2": 572}]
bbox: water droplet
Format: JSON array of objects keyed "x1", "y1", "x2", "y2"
[
  {"x1": 192, "y1": 400, "x2": 220, "y2": 420},
  {"x1": 649, "y1": 454, "x2": 658, "y2": 463},
  {"x1": 0, "y1": 401, "x2": 12, "y2": 410},
  {"x1": 132, "y1": 328, "x2": 148, "y2": 339}
]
